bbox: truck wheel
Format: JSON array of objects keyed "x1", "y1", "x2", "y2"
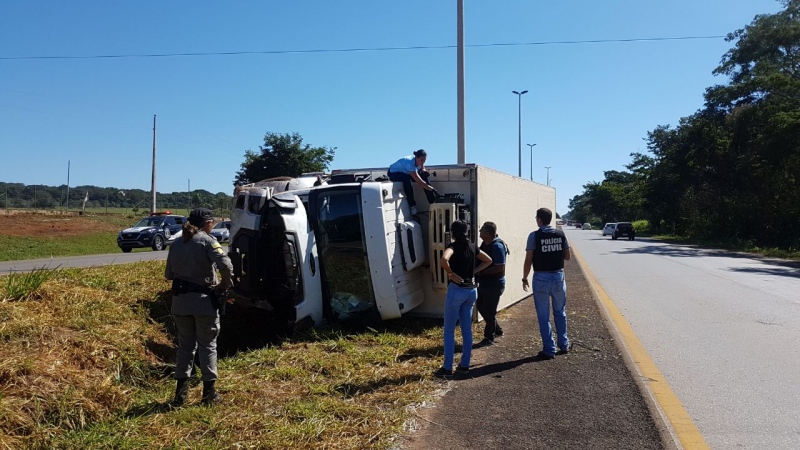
[
  {"x1": 612, "y1": 235, "x2": 618, "y2": 240},
  {"x1": 152, "y1": 235, "x2": 165, "y2": 251},
  {"x1": 121, "y1": 248, "x2": 132, "y2": 253}
]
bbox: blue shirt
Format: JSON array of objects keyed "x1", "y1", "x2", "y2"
[
  {"x1": 389, "y1": 155, "x2": 420, "y2": 174},
  {"x1": 478, "y1": 237, "x2": 507, "y2": 283}
]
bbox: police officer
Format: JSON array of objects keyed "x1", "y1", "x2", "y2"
[
  {"x1": 522, "y1": 207, "x2": 571, "y2": 360},
  {"x1": 165, "y1": 207, "x2": 233, "y2": 406}
]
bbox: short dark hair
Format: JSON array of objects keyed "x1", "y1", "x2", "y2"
[
  {"x1": 413, "y1": 149, "x2": 427, "y2": 158},
  {"x1": 479, "y1": 221, "x2": 497, "y2": 235},
  {"x1": 536, "y1": 207, "x2": 553, "y2": 225}
]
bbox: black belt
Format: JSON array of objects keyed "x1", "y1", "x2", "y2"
[{"x1": 172, "y1": 279, "x2": 213, "y2": 295}]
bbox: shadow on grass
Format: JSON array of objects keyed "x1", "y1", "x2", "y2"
[
  {"x1": 333, "y1": 374, "x2": 429, "y2": 398},
  {"x1": 138, "y1": 291, "x2": 444, "y2": 362}
]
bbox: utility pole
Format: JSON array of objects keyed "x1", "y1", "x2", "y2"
[
  {"x1": 456, "y1": 0, "x2": 465, "y2": 165},
  {"x1": 151, "y1": 115, "x2": 157, "y2": 214},
  {"x1": 512, "y1": 90, "x2": 528, "y2": 177},
  {"x1": 66, "y1": 160, "x2": 70, "y2": 210},
  {"x1": 527, "y1": 143, "x2": 537, "y2": 180}
]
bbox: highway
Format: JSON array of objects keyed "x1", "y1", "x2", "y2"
[
  {"x1": 0, "y1": 251, "x2": 168, "y2": 274},
  {"x1": 564, "y1": 228, "x2": 800, "y2": 449}
]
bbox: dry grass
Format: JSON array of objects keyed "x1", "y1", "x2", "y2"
[{"x1": 0, "y1": 261, "x2": 451, "y2": 449}]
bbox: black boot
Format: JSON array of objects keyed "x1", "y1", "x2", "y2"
[
  {"x1": 201, "y1": 380, "x2": 222, "y2": 406},
  {"x1": 170, "y1": 378, "x2": 189, "y2": 408}
]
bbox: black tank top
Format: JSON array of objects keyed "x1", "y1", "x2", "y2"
[{"x1": 447, "y1": 240, "x2": 477, "y2": 288}]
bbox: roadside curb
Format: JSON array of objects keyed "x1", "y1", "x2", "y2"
[{"x1": 570, "y1": 244, "x2": 708, "y2": 450}]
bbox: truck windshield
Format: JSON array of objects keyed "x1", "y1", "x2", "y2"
[{"x1": 313, "y1": 190, "x2": 375, "y2": 313}]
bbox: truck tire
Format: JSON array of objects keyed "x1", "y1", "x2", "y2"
[
  {"x1": 121, "y1": 247, "x2": 132, "y2": 253},
  {"x1": 612, "y1": 234, "x2": 618, "y2": 240},
  {"x1": 152, "y1": 235, "x2": 166, "y2": 251}
]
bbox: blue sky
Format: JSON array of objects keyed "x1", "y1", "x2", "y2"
[{"x1": 0, "y1": 1, "x2": 782, "y2": 215}]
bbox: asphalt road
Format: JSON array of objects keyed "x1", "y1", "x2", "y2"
[
  {"x1": 0, "y1": 250, "x2": 169, "y2": 273},
  {"x1": 564, "y1": 228, "x2": 800, "y2": 449}
]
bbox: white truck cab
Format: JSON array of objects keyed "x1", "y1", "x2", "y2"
[{"x1": 229, "y1": 165, "x2": 556, "y2": 330}]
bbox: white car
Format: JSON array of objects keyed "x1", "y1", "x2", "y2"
[
  {"x1": 602, "y1": 223, "x2": 617, "y2": 236},
  {"x1": 210, "y1": 220, "x2": 231, "y2": 242},
  {"x1": 582, "y1": 223, "x2": 591, "y2": 230}
]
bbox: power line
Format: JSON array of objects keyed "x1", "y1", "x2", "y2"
[{"x1": 0, "y1": 35, "x2": 727, "y2": 61}]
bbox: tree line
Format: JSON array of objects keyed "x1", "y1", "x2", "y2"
[
  {"x1": 1, "y1": 131, "x2": 336, "y2": 215},
  {"x1": 0, "y1": 182, "x2": 233, "y2": 214},
  {"x1": 567, "y1": 0, "x2": 800, "y2": 249}
]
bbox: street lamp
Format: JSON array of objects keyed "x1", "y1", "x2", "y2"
[
  {"x1": 545, "y1": 166, "x2": 552, "y2": 186},
  {"x1": 527, "y1": 143, "x2": 537, "y2": 180},
  {"x1": 512, "y1": 90, "x2": 528, "y2": 177}
]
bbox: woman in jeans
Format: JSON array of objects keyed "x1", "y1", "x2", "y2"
[{"x1": 435, "y1": 220, "x2": 493, "y2": 378}]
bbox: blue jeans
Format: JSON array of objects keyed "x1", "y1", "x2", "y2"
[
  {"x1": 388, "y1": 170, "x2": 436, "y2": 208},
  {"x1": 532, "y1": 271, "x2": 569, "y2": 356},
  {"x1": 442, "y1": 283, "x2": 477, "y2": 371}
]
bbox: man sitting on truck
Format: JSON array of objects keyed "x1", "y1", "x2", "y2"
[{"x1": 388, "y1": 149, "x2": 438, "y2": 215}]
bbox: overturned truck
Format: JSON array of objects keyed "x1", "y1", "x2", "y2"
[{"x1": 228, "y1": 164, "x2": 556, "y2": 330}]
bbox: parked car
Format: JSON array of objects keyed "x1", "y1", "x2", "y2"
[
  {"x1": 612, "y1": 222, "x2": 636, "y2": 240},
  {"x1": 210, "y1": 220, "x2": 231, "y2": 242},
  {"x1": 602, "y1": 223, "x2": 617, "y2": 236},
  {"x1": 117, "y1": 212, "x2": 186, "y2": 252},
  {"x1": 582, "y1": 223, "x2": 591, "y2": 230}
]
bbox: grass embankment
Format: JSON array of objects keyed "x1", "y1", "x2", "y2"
[
  {"x1": 0, "y1": 213, "x2": 148, "y2": 261},
  {"x1": 0, "y1": 261, "x2": 448, "y2": 449}
]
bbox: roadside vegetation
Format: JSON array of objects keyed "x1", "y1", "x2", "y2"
[
  {"x1": 0, "y1": 261, "x2": 449, "y2": 449},
  {"x1": 567, "y1": 1, "x2": 800, "y2": 255},
  {"x1": 0, "y1": 213, "x2": 177, "y2": 261}
]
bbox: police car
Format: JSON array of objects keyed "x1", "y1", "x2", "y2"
[{"x1": 117, "y1": 212, "x2": 186, "y2": 252}]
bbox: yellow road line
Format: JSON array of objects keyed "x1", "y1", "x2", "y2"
[{"x1": 571, "y1": 245, "x2": 710, "y2": 450}]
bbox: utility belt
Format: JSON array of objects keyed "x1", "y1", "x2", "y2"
[{"x1": 172, "y1": 279, "x2": 227, "y2": 314}]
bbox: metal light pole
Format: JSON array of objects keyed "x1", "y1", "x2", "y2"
[
  {"x1": 527, "y1": 143, "x2": 537, "y2": 180},
  {"x1": 512, "y1": 90, "x2": 528, "y2": 177},
  {"x1": 545, "y1": 166, "x2": 552, "y2": 186},
  {"x1": 456, "y1": 0, "x2": 465, "y2": 165}
]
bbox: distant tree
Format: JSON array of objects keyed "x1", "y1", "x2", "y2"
[{"x1": 234, "y1": 132, "x2": 335, "y2": 185}]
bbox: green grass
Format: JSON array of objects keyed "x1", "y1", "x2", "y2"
[
  {"x1": 0, "y1": 213, "x2": 156, "y2": 261},
  {"x1": 628, "y1": 220, "x2": 800, "y2": 260},
  {"x1": 0, "y1": 261, "x2": 451, "y2": 449},
  {"x1": 0, "y1": 233, "x2": 130, "y2": 261}
]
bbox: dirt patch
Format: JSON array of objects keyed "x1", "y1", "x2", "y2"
[{"x1": 0, "y1": 213, "x2": 124, "y2": 237}]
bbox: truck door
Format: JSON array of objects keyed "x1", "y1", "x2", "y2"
[{"x1": 308, "y1": 186, "x2": 377, "y2": 322}]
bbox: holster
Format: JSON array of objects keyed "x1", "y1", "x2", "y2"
[{"x1": 172, "y1": 279, "x2": 226, "y2": 315}]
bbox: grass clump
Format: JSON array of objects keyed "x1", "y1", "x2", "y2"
[
  {"x1": 2, "y1": 266, "x2": 58, "y2": 301},
  {"x1": 0, "y1": 260, "x2": 450, "y2": 449}
]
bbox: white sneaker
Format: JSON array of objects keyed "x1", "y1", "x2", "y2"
[{"x1": 410, "y1": 206, "x2": 418, "y2": 215}]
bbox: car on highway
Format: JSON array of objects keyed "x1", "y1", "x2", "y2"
[
  {"x1": 602, "y1": 223, "x2": 617, "y2": 236},
  {"x1": 117, "y1": 212, "x2": 186, "y2": 252},
  {"x1": 582, "y1": 223, "x2": 592, "y2": 230},
  {"x1": 210, "y1": 220, "x2": 231, "y2": 242},
  {"x1": 612, "y1": 222, "x2": 636, "y2": 240}
]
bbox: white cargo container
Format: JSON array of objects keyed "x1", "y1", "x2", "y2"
[{"x1": 228, "y1": 164, "x2": 555, "y2": 329}]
